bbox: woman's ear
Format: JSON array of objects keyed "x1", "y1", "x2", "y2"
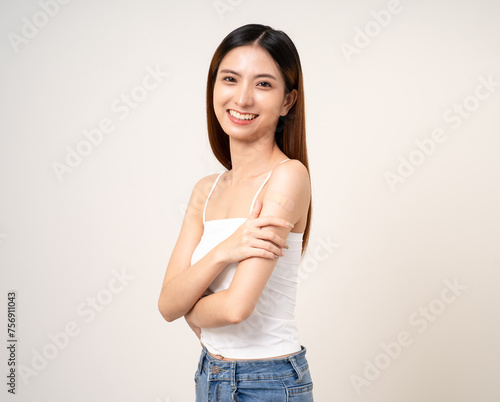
[{"x1": 280, "y1": 89, "x2": 298, "y2": 117}]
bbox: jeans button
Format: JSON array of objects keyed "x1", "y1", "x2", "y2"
[{"x1": 211, "y1": 365, "x2": 220, "y2": 375}]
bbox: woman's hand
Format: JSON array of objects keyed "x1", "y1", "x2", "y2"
[{"x1": 214, "y1": 199, "x2": 293, "y2": 264}]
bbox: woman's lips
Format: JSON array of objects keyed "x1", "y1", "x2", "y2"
[{"x1": 226, "y1": 109, "x2": 259, "y2": 125}]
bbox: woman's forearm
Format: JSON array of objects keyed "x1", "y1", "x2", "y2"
[
  {"x1": 186, "y1": 288, "x2": 249, "y2": 328},
  {"x1": 158, "y1": 247, "x2": 227, "y2": 322}
]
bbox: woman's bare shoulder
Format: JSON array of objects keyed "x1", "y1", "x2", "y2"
[
  {"x1": 270, "y1": 159, "x2": 310, "y2": 200},
  {"x1": 265, "y1": 159, "x2": 310, "y2": 206},
  {"x1": 271, "y1": 159, "x2": 310, "y2": 187},
  {"x1": 259, "y1": 159, "x2": 310, "y2": 229},
  {"x1": 185, "y1": 172, "x2": 223, "y2": 217},
  {"x1": 192, "y1": 172, "x2": 221, "y2": 197}
]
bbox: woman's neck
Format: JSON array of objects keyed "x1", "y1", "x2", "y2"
[{"x1": 228, "y1": 136, "x2": 285, "y2": 184}]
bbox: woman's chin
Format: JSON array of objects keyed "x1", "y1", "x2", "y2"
[{"x1": 220, "y1": 125, "x2": 256, "y2": 139}]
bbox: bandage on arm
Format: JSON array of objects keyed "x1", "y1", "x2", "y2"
[{"x1": 264, "y1": 190, "x2": 296, "y2": 213}]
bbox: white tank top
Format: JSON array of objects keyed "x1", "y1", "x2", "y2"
[{"x1": 190, "y1": 159, "x2": 304, "y2": 359}]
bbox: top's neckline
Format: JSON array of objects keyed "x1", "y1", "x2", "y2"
[
  {"x1": 203, "y1": 159, "x2": 291, "y2": 224},
  {"x1": 204, "y1": 217, "x2": 304, "y2": 235},
  {"x1": 204, "y1": 217, "x2": 246, "y2": 223}
]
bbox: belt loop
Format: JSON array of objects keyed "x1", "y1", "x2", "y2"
[
  {"x1": 196, "y1": 346, "x2": 206, "y2": 378},
  {"x1": 288, "y1": 355, "x2": 304, "y2": 383},
  {"x1": 230, "y1": 361, "x2": 237, "y2": 400}
]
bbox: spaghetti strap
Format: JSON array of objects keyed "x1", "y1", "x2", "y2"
[
  {"x1": 203, "y1": 172, "x2": 224, "y2": 224},
  {"x1": 248, "y1": 159, "x2": 291, "y2": 213}
]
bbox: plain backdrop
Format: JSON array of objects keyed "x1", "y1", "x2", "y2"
[{"x1": 1, "y1": 0, "x2": 499, "y2": 401}]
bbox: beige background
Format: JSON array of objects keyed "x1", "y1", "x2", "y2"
[{"x1": 1, "y1": 0, "x2": 499, "y2": 401}]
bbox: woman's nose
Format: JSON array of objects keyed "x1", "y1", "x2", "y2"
[{"x1": 234, "y1": 82, "x2": 254, "y2": 106}]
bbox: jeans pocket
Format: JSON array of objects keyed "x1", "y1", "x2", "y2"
[
  {"x1": 287, "y1": 382, "x2": 314, "y2": 400},
  {"x1": 282, "y1": 368, "x2": 314, "y2": 401}
]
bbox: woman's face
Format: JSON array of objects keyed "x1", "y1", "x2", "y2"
[{"x1": 213, "y1": 45, "x2": 297, "y2": 142}]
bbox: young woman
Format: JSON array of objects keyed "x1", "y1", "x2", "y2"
[{"x1": 158, "y1": 24, "x2": 314, "y2": 401}]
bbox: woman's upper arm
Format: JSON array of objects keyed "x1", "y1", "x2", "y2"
[
  {"x1": 226, "y1": 160, "x2": 311, "y2": 320},
  {"x1": 160, "y1": 174, "x2": 217, "y2": 288}
]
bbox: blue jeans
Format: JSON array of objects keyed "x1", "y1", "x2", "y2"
[{"x1": 194, "y1": 345, "x2": 314, "y2": 401}]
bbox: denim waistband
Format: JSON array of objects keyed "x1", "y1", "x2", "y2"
[{"x1": 196, "y1": 345, "x2": 309, "y2": 383}]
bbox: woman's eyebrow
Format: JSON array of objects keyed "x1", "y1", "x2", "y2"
[{"x1": 219, "y1": 69, "x2": 277, "y2": 80}]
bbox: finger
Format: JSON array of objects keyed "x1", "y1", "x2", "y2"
[
  {"x1": 251, "y1": 239, "x2": 284, "y2": 258},
  {"x1": 249, "y1": 198, "x2": 263, "y2": 219},
  {"x1": 254, "y1": 216, "x2": 294, "y2": 229},
  {"x1": 255, "y1": 230, "x2": 288, "y2": 249},
  {"x1": 249, "y1": 239, "x2": 283, "y2": 256},
  {"x1": 248, "y1": 246, "x2": 280, "y2": 260}
]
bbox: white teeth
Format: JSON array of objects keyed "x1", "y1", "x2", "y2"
[{"x1": 229, "y1": 110, "x2": 257, "y2": 120}]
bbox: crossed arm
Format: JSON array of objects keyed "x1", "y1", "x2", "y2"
[{"x1": 184, "y1": 160, "x2": 310, "y2": 328}]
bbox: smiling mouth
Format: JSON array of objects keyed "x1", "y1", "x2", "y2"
[{"x1": 227, "y1": 109, "x2": 259, "y2": 121}]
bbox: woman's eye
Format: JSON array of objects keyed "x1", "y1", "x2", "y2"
[{"x1": 221, "y1": 77, "x2": 271, "y2": 87}]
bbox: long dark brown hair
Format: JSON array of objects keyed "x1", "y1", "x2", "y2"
[{"x1": 206, "y1": 24, "x2": 311, "y2": 255}]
